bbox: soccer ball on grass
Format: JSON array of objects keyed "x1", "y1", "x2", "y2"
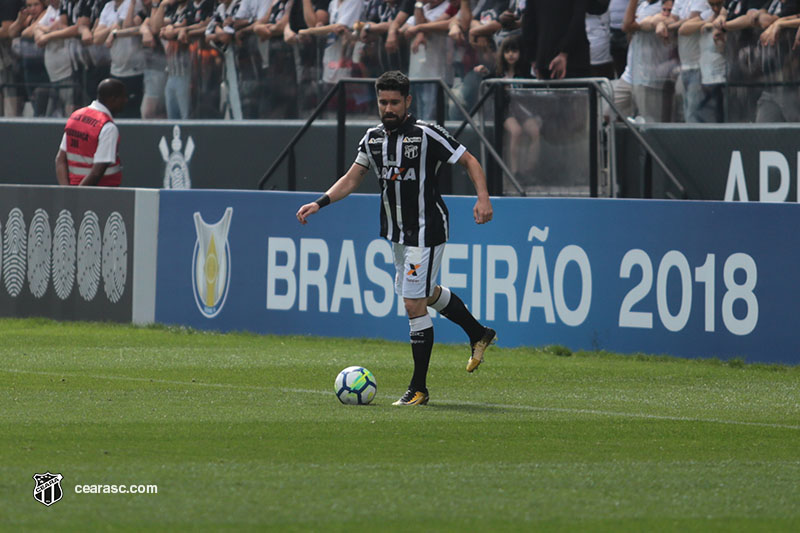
[{"x1": 334, "y1": 366, "x2": 377, "y2": 405}]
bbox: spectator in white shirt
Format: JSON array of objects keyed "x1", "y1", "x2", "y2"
[{"x1": 93, "y1": 0, "x2": 146, "y2": 117}]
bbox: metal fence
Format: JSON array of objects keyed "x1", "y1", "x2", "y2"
[{"x1": 6, "y1": 25, "x2": 800, "y2": 123}]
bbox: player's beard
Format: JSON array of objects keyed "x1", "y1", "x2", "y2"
[{"x1": 381, "y1": 112, "x2": 405, "y2": 130}]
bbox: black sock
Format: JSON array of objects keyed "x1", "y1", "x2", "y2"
[
  {"x1": 440, "y1": 291, "x2": 485, "y2": 344},
  {"x1": 409, "y1": 327, "x2": 433, "y2": 392}
]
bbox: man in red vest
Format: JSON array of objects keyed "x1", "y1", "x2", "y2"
[{"x1": 55, "y1": 79, "x2": 128, "y2": 187}]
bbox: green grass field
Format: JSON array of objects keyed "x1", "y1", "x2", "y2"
[{"x1": 1, "y1": 318, "x2": 799, "y2": 531}]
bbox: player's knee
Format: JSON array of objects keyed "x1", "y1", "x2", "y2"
[
  {"x1": 426, "y1": 285, "x2": 441, "y2": 306},
  {"x1": 404, "y1": 297, "x2": 428, "y2": 317}
]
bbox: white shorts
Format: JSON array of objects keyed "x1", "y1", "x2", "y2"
[{"x1": 392, "y1": 242, "x2": 444, "y2": 299}]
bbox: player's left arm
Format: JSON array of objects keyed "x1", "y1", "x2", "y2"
[{"x1": 457, "y1": 150, "x2": 493, "y2": 224}]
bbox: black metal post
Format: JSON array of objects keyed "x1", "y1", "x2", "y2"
[
  {"x1": 436, "y1": 82, "x2": 445, "y2": 125},
  {"x1": 589, "y1": 86, "x2": 598, "y2": 197},
  {"x1": 337, "y1": 84, "x2": 347, "y2": 178},
  {"x1": 441, "y1": 82, "x2": 525, "y2": 195},
  {"x1": 434, "y1": 83, "x2": 451, "y2": 193},
  {"x1": 288, "y1": 146, "x2": 296, "y2": 191},
  {"x1": 258, "y1": 83, "x2": 341, "y2": 189},
  {"x1": 490, "y1": 84, "x2": 506, "y2": 196},
  {"x1": 453, "y1": 86, "x2": 495, "y2": 138}
]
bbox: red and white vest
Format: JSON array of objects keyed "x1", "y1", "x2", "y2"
[{"x1": 64, "y1": 106, "x2": 122, "y2": 187}]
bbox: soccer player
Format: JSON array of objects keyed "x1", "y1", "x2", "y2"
[{"x1": 296, "y1": 70, "x2": 496, "y2": 406}]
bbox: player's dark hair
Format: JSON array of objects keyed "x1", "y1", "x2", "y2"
[{"x1": 375, "y1": 71, "x2": 410, "y2": 97}]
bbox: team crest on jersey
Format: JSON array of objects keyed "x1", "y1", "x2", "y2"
[
  {"x1": 404, "y1": 144, "x2": 419, "y2": 159},
  {"x1": 192, "y1": 207, "x2": 233, "y2": 318},
  {"x1": 33, "y1": 472, "x2": 63, "y2": 506}
]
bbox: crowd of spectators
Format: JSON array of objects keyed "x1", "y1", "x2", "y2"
[
  {"x1": 0, "y1": 0, "x2": 798, "y2": 121},
  {"x1": 612, "y1": 0, "x2": 800, "y2": 123}
]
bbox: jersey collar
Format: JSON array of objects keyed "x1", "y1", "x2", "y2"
[{"x1": 396, "y1": 113, "x2": 415, "y2": 134}]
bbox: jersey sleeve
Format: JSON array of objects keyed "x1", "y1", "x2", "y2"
[
  {"x1": 337, "y1": 0, "x2": 364, "y2": 27},
  {"x1": 234, "y1": 0, "x2": 252, "y2": 20},
  {"x1": 397, "y1": 0, "x2": 414, "y2": 16},
  {"x1": 98, "y1": 2, "x2": 116, "y2": 26},
  {"x1": 481, "y1": 0, "x2": 509, "y2": 23},
  {"x1": 94, "y1": 122, "x2": 119, "y2": 163},
  {"x1": 423, "y1": 123, "x2": 466, "y2": 165},
  {"x1": 354, "y1": 133, "x2": 370, "y2": 169}
]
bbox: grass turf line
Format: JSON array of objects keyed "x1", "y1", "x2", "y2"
[{"x1": 0, "y1": 318, "x2": 798, "y2": 531}]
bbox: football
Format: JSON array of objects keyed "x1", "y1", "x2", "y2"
[{"x1": 334, "y1": 366, "x2": 377, "y2": 405}]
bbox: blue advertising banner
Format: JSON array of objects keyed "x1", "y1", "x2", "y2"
[{"x1": 155, "y1": 191, "x2": 800, "y2": 364}]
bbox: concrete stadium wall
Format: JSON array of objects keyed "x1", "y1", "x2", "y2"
[
  {"x1": 0, "y1": 118, "x2": 484, "y2": 196},
  {"x1": 10, "y1": 117, "x2": 800, "y2": 202},
  {"x1": 615, "y1": 123, "x2": 800, "y2": 202}
]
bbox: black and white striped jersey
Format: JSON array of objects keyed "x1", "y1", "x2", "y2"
[{"x1": 354, "y1": 114, "x2": 467, "y2": 247}]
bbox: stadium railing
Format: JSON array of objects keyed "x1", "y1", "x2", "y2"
[
  {"x1": 473, "y1": 78, "x2": 686, "y2": 199},
  {"x1": 257, "y1": 77, "x2": 524, "y2": 196},
  {"x1": 257, "y1": 77, "x2": 686, "y2": 199}
]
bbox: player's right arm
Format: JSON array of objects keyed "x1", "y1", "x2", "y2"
[
  {"x1": 296, "y1": 162, "x2": 369, "y2": 224},
  {"x1": 457, "y1": 150, "x2": 493, "y2": 224}
]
